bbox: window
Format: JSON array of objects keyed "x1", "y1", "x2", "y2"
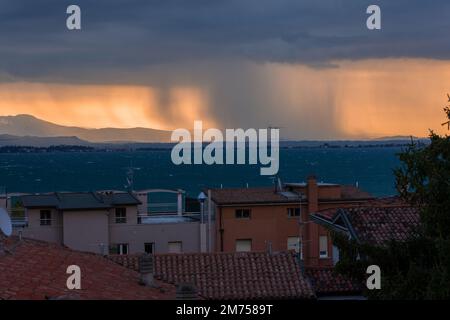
[
  {"x1": 319, "y1": 235, "x2": 328, "y2": 258},
  {"x1": 144, "y1": 242, "x2": 155, "y2": 254},
  {"x1": 116, "y1": 243, "x2": 129, "y2": 255},
  {"x1": 287, "y1": 236, "x2": 303, "y2": 259},
  {"x1": 235, "y1": 209, "x2": 251, "y2": 219},
  {"x1": 287, "y1": 236, "x2": 299, "y2": 252},
  {"x1": 115, "y1": 207, "x2": 127, "y2": 223},
  {"x1": 168, "y1": 241, "x2": 182, "y2": 253},
  {"x1": 235, "y1": 239, "x2": 252, "y2": 252},
  {"x1": 109, "y1": 244, "x2": 129, "y2": 255},
  {"x1": 40, "y1": 210, "x2": 52, "y2": 226},
  {"x1": 287, "y1": 208, "x2": 301, "y2": 218}
]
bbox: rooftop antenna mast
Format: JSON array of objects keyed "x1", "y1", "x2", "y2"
[{"x1": 125, "y1": 161, "x2": 135, "y2": 192}]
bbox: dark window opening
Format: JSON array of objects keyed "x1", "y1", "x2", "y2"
[
  {"x1": 287, "y1": 208, "x2": 301, "y2": 217},
  {"x1": 40, "y1": 210, "x2": 52, "y2": 226},
  {"x1": 115, "y1": 207, "x2": 127, "y2": 223},
  {"x1": 144, "y1": 242, "x2": 155, "y2": 254},
  {"x1": 235, "y1": 209, "x2": 251, "y2": 219}
]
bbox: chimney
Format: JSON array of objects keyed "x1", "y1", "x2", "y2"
[
  {"x1": 176, "y1": 282, "x2": 198, "y2": 300},
  {"x1": 139, "y1": 253, "x2": 155, "y2": 287},
  {"x1": 307, "y1": 175, "x2": 318, "y2": 213}
]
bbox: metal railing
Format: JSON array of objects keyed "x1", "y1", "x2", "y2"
[{"x1": 11, "y1": 217, "x2": 28, "y2": 228}]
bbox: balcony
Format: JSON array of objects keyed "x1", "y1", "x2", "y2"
[
  {"x1": 11, "y1": 217, "x2": 28, "y2": 228},
  {"x1": 137, "y1": 212, "x2": 201, "y2": 225}
]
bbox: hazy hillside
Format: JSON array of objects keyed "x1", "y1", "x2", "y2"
[
  {"x1": 0, "y1": 114, "x2": 172, "y2": 143},
  {"x1": 0, "y1": 134, "x2": 92, "y2": 147}
]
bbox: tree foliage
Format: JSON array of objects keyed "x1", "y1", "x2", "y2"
[{"x1": 334, "y1": 103, "x2": 450, "y2": 299}]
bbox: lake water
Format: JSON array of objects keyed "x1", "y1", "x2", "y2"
[{"x1": 0, "y1": 147, "x2": 403, "y2": 198}]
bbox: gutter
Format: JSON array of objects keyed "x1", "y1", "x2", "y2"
[{"x1": 213, "y1": 199, "x2": 373, "y2": 207}]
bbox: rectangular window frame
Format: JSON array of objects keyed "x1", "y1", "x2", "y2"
[
  {"x1": 287, "y1": 207, "x2": 301, "y2": 218},
  {"x1": 40, "y1": 210, "x2": 52, "y2": 226},
  {"x1": 235, "y1": 239, "x2": 252, "y2": 252},
  {"x1": 115, "y1": 207, "x2": 127, "y2": 224},
  {"x1": 117, "y1": 243, "x2": 129, "y2": 255},
  {"x1": 168, "y1": 241, "x2": 183, "y2": 253},
  {"x1": 319, "y1": 235, "x2": 329, "y2": 258},
  {"x1": 235, "y1": 209, "x2": 251, "y2": 219}
]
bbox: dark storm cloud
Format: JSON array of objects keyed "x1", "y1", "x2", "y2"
[{"x1": 0, "y1": 0, "x2": 449, "y2": 82}]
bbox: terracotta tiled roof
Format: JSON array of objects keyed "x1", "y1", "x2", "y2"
[
  {"x1": 0, "y1": 237, "x2": 174, "y2": 300},
  {"x1": 345, "y1": 206, "x2": 420, "y2": 245},
  {"x1": 312, "y1": 197, "x2": 413, "y2": 222},
  {"x1": 304, "y1": 267, "x2": 362, "y2": 296},
  {"x1": 110, "y1": 252, "x2": 315, "y2": 300},
  {"x1": 210, "y1": 185, "x2": 372, "y2": 205},
  {"x1": 210, "y1": 187, "x2": 300, "y2": 205},
  {"x1": 365, "y1": 196, "x2": 408, "y2": 207},
  {"x1": 312, "y1": 205, "x2": 420, "y2": 246},
  {"x1": 312, "y1": 207, "x2": 338, "y2": 221}
]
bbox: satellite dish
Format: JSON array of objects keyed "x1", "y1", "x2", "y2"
[{"x1": 0, "y1": 208, "x2": 12, "y2": 237}]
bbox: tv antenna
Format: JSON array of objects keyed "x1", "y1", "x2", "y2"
[{"x1": 125, "y1": 163, "x2": 135, "y2": 192}]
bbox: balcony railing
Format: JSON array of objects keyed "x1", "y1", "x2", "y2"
[
  {"x1": 137, "y1": 212, "x2": 202, "y2": 225},
  {"x1": 11, "y1": 217, "x2": 28, "y2": 228}
]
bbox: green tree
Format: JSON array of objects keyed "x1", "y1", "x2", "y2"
[{"x1": 334, "y1": 99, "x2": 450, "y2": 299}]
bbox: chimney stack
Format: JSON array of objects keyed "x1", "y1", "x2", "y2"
[
  {"x1": 139, "y1": 253, "x2": 155, "y2": 287},
  {"x1": 307, "y1": 175, "x2": 318, "y2": 213}
]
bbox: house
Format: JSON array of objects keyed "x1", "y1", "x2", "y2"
[
  {"x1": 109, "y1": 251, "x2": 315, "y2": 300},
  {"x1": 208, "y1": 175, "x2": 373, "y2": 267},
  {"x1": 7, "y1": 189, "x2": 203, "y2": 255},
  {"x1": 306, "y1": 202, "x2": 421, "y2": 299},
  {"x1": 310, "y1": 205, "x2": 420, "y2": 246},
  {"x1": 0, "y1": 236, "x2": 175, "y2": 300}
]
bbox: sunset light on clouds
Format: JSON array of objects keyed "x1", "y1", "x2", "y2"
[
  {"x1": 0, "y1": 83, "x2": 216, "y2": 131},
  {"x1": 0, "y1": 58, "x2": 448, "y2": 138},
  {"x1": 1, "y1": 0, "x2": 450, "y2": 139}
]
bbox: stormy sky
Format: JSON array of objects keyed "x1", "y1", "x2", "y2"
[{"x1": 0, "y1": 0, "x2": 449, "y2": 139}]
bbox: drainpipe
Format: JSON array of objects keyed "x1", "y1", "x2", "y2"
[
  {"x1": 207, "y1": 190, "x2": 212, "y2": 252},
  {"x1": 219, "y1": 207, "x2": 224, "y2": 252},
  {"x1": 198, "y1": 192, "x2": 207, "y2": 253},
  {"x1": 177, "y1": 191, "x2": 183, "y2": 216}
]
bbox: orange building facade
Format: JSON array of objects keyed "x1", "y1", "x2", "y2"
[{"x1": 210, "y1": 176, "x2": 373, "y2": 267}]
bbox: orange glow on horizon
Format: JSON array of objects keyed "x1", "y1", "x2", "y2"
[
  {"x1": 0, "y1": 83, "x2": 216, "y2": 131},
  {"x1": 0, "y1": 58, "x2": 449, "y2": 138},
  {"x1": 333, "y1": 59, "x2": 450, "y2": 138},
  {"x1": 263, "y1": 59, "x2": 450, "y2": 138}
]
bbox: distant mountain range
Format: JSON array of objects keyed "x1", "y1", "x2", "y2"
[
  {"x1": 0, "y1": 114, "x2": 429, "y2": 148},
  {"x1": 0, "y1": 114, "x2": 171, "y2": 143}
]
